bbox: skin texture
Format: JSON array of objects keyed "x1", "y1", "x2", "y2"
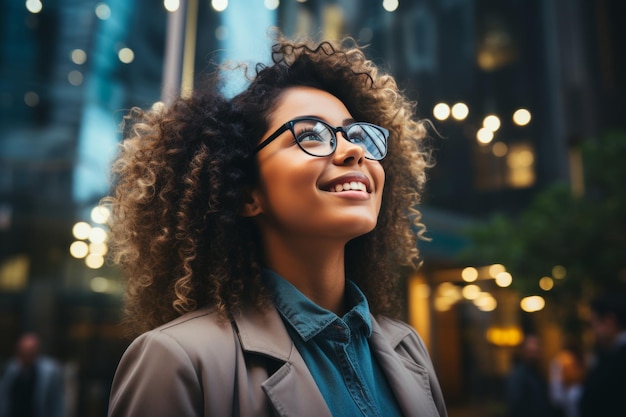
[
  {"x1": 106, "y1": 38, "x2": 433, "y2": 335},
  {"x1": 246, "y1": 86, "x2": 385, "y2": 314}
]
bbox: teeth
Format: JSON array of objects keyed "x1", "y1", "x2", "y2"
[{"x1": 329, "y1": 181, "x2": 366, "y2": 192}]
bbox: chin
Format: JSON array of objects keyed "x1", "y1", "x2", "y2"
[{"x1": 335, "y1": 218, "x2": 378, "y2": 239}]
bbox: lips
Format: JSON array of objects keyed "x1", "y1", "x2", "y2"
[{"x1": 320, "y1": 173, "x2": 372, "y2": 193}]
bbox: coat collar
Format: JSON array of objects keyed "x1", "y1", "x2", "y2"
[
  {"x1": 370, "y1": 317, "x2": 443, "y2": 417},
  {"x1": 232, "y1": 306, "x2": 440, "y2": 417},
  {"x1": 232, "y1": 306, "x2": 332, "y2": 417},
  {"x1": 232, "y1": 306, "x2": 293, "y2": 362}
]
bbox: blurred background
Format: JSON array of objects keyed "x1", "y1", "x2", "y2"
[{"x1": 1, "y1": 0, "x2": 625, "y2": 416}]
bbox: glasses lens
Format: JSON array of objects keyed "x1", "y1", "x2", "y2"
[
  {"x1": 346, "y1": 123, "x2": 388, "y2": 160},
  {"x1": 293, "y1": 120, "x2": 335, "y2": 156}
]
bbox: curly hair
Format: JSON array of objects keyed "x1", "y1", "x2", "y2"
[{"x1": 106, "y1": 35, "x2": 433, "y2": 336}]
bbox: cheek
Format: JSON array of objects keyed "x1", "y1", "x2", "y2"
[
  {"x1": 259, "y1": 162, "x2": 318, "y2": 206},
  {"x1": 373, "y1": 164, "x2": 386, "y2": 200}
]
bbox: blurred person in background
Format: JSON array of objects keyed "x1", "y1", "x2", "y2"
[
  {"x1": 0, "y1": 332, "x2": 65, "y2": 417},
  {"x1": 506, "y1": 334, "x2": 558, "y2": 417},
  {"x1": 579, "y1": 292, "x2": 626, "y2": 417},
  {"x1": 549, "y1": 343, "x2": 586, "y2": 417},
  {"x1": 106, "y1": 34, "x2": 447, "y2": 417}
]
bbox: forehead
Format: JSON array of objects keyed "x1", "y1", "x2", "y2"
[{"x1": 270, "y1": 86, "x2": 352, "y2": 125}]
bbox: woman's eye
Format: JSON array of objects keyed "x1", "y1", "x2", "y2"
[
  {"x1": 297, "y1": 132, "x2": 324, "y2": 142},
  {"x1": 348, "y1": 134, "x2": 367, "y2": 144},
  {"x1": 347, "y1": 127, "x2": 367, "y2": 144}
]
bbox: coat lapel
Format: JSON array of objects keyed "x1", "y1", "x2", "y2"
[
  {"x1": 370, "y1": 316, "x2": 442, "y2": 417},
  {"x1": 232, "y1": 307, "x2": 332, "y2": 417}
]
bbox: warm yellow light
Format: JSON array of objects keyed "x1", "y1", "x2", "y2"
[
  {"x1": 71, "y1": 49, "x2": 87, "y2": 65},
  {"x1": 462, "y1": 284, "x2": 481, "y2": 300},
  {"x1": 486, "y1": 326, "x2": 523, "y2": 346},
  {"x1": 483, "y1": 114, "x2": 501, "y2": 132},
  {"x1": 520, "y1": 295, "x2": 545, "y2": 312},
  {"x1": 434, "y1": 296, "x2": 453, "y2": 312},
  {"x1": 506, "y1": 144, "x2": 536, "y2": 188},
  {"x1": 476, "y1": 127, "x2": 494, "y2": 144},
  {"x1": 451, "y1": 102, "x2": 469, "y2": 121},
  {"x1": 211, "y1": 0, "x2": 228, "y2": 12},
  {"x1": 26, "y1": 0, "x2": 43, "y2": 13},
  {"x1": 488, "y1": 263, "x2": 506, "y2": 277},
  {"x1": 437, "y1": 282, "x2": 461, "y2": 301},
  {"x1": 539, "y1": 276, "x2": 554, "y2": 291},
  {"x1": 495, "y1": 271, "x2": 512, "y2": 287},
  {"x1": 264, "y1": 0, "x2": 279, "y2": 9},
  {"x1": 72, "y1": 222, "x2": 91, "y2": 240},
  {"x1": 434, "y1": 282, "x2": 462, "y2": 312},
  {"x1": 552, "y1": 265, "x2": 567, "y2": 279},
  {"x1": 85, "y1": 254, "x2": 105, "y2": 269},
  {"x1": 69, "y1": 241, "x2": 89, "y2": 259},
  {"x1": 91, "y1": 205, "x2": 110, "y2": 224},
  {"x1": 118, "y1": 48, "x2": 135, "y2": 64},
  {"x1": 89, "y1": 242, "x2": 108, "y2": 256},
  {"x1": 474, "y1": 293, "x2": 497, "y2": 311},
  {"x1": 492, "y1": 142, "x2": 508, "y2": 157},
  {"x1": 95, "y1": 3, "x2": 111, "y2": 20},
  {"x1": 462, "y1": 267, "x2": 478, "y2": 282},
  {"x1": 513, "y1": 108, "x2": 531, "y2": 126},
  {"x1": 382, "y1": 0, "x2": 399, "y2": 12},
  {"x1": 164, "y1": 0, "x2": 180, "y2": 12},
  {"x1": 413, "y1": 283, "x2": 431, "y2": 298},
  {"x1": 433, "y1": 103, "x2": 450, "y2": 121},
  {"x1": 88, "y1": 227, "x2": 108, "y2": 244},
  {"x1": 507, "y1": 149, "x2": 534, "y2": 168}
]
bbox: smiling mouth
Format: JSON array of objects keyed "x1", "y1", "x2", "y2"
[{"x1": 326, "y1": 181, "x2": 368, "y2": 193}]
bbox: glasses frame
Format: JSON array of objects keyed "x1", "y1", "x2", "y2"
[{"x1": 253, "y1": 116, "x2": 389, "y2": 160}]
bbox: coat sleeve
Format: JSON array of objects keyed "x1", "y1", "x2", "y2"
[{"x1": 108, "y1": 330, "x2": 204, "y2": 417}]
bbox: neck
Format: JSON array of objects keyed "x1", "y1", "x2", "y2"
[{"x1": 261, "y1": 232, "x2": 348, "y2": 315}]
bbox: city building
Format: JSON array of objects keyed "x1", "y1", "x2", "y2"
[{"x1": 1, "y1": 0, "x2": 623, "y2": 415}]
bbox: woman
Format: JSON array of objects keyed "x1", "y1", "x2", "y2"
[{"x1": 107, "y1": 35, "x2": 447, "y2": 417}]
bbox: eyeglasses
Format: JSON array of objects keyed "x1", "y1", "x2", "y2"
[{"x1": 253, "y1": 117, "x2": 389, "y2": 160}]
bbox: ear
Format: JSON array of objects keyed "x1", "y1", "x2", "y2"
[{"x1": 241, "y1": 187, "x2": 263, "y2": 217}]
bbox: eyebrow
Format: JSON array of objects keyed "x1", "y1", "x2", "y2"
[{"x1": 297, "y1": 115, "x2": 357, "y2": 126}]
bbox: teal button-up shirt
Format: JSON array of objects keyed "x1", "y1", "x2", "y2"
[{"x1": 263, "y1": 269, "x2": 403, "y2": 417}]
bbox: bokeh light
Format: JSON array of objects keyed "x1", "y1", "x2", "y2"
[
  {"x1": 462, "y1": 267, "x2": 478, "y2": 282},
  {"x1": 451, "y1": 102, "x2": 469, "y2": 120},
  {"x1": 513, "y1": 108, "x2": 532, "y2": 126},
  {"x1": 433, "y1": 103, "x2": 451, "y2": 120},
  {"x1": 520, "y1": 295, "x2": 545, "y2": 312},
  {"x1": 495, "y1": 272, "x2": 512, "y2": 287},
  {"x1": 211, "y1": 0, "x2": 228, "y2": 12}
]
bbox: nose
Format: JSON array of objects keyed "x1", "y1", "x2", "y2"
[{"x1": 333, "y1": 133, "x2": 365, "y2": 165}]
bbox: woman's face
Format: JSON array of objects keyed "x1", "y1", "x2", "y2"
[{"x1": 250, "y1": 86, "x2": 385, "y2": 241}]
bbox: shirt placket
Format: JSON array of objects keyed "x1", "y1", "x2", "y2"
[{"x1": 327, "y1": 319, "x2": 381, "y2": 417}]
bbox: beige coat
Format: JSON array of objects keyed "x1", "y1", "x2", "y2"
[{"x1": 108, "y1": 306, "x2": 447, "y2": 417}]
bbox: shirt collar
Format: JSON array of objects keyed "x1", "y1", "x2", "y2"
[{"x1": 262, "y1": 268, "x2": 372, "y2": 341}]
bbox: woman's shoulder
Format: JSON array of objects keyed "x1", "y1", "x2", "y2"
[
  {"x1": 373, "y1": 315, "x2": 418, "y2": 340},
  {"x1": 155, "y1": 306, "x2": 228, "y2": 333},
  {"x1": 372, "y1": 315, "x2": 430, "y2": 356},
  {"x1": 130, "y1": 307, "x2": 236, "y2": 360}
]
